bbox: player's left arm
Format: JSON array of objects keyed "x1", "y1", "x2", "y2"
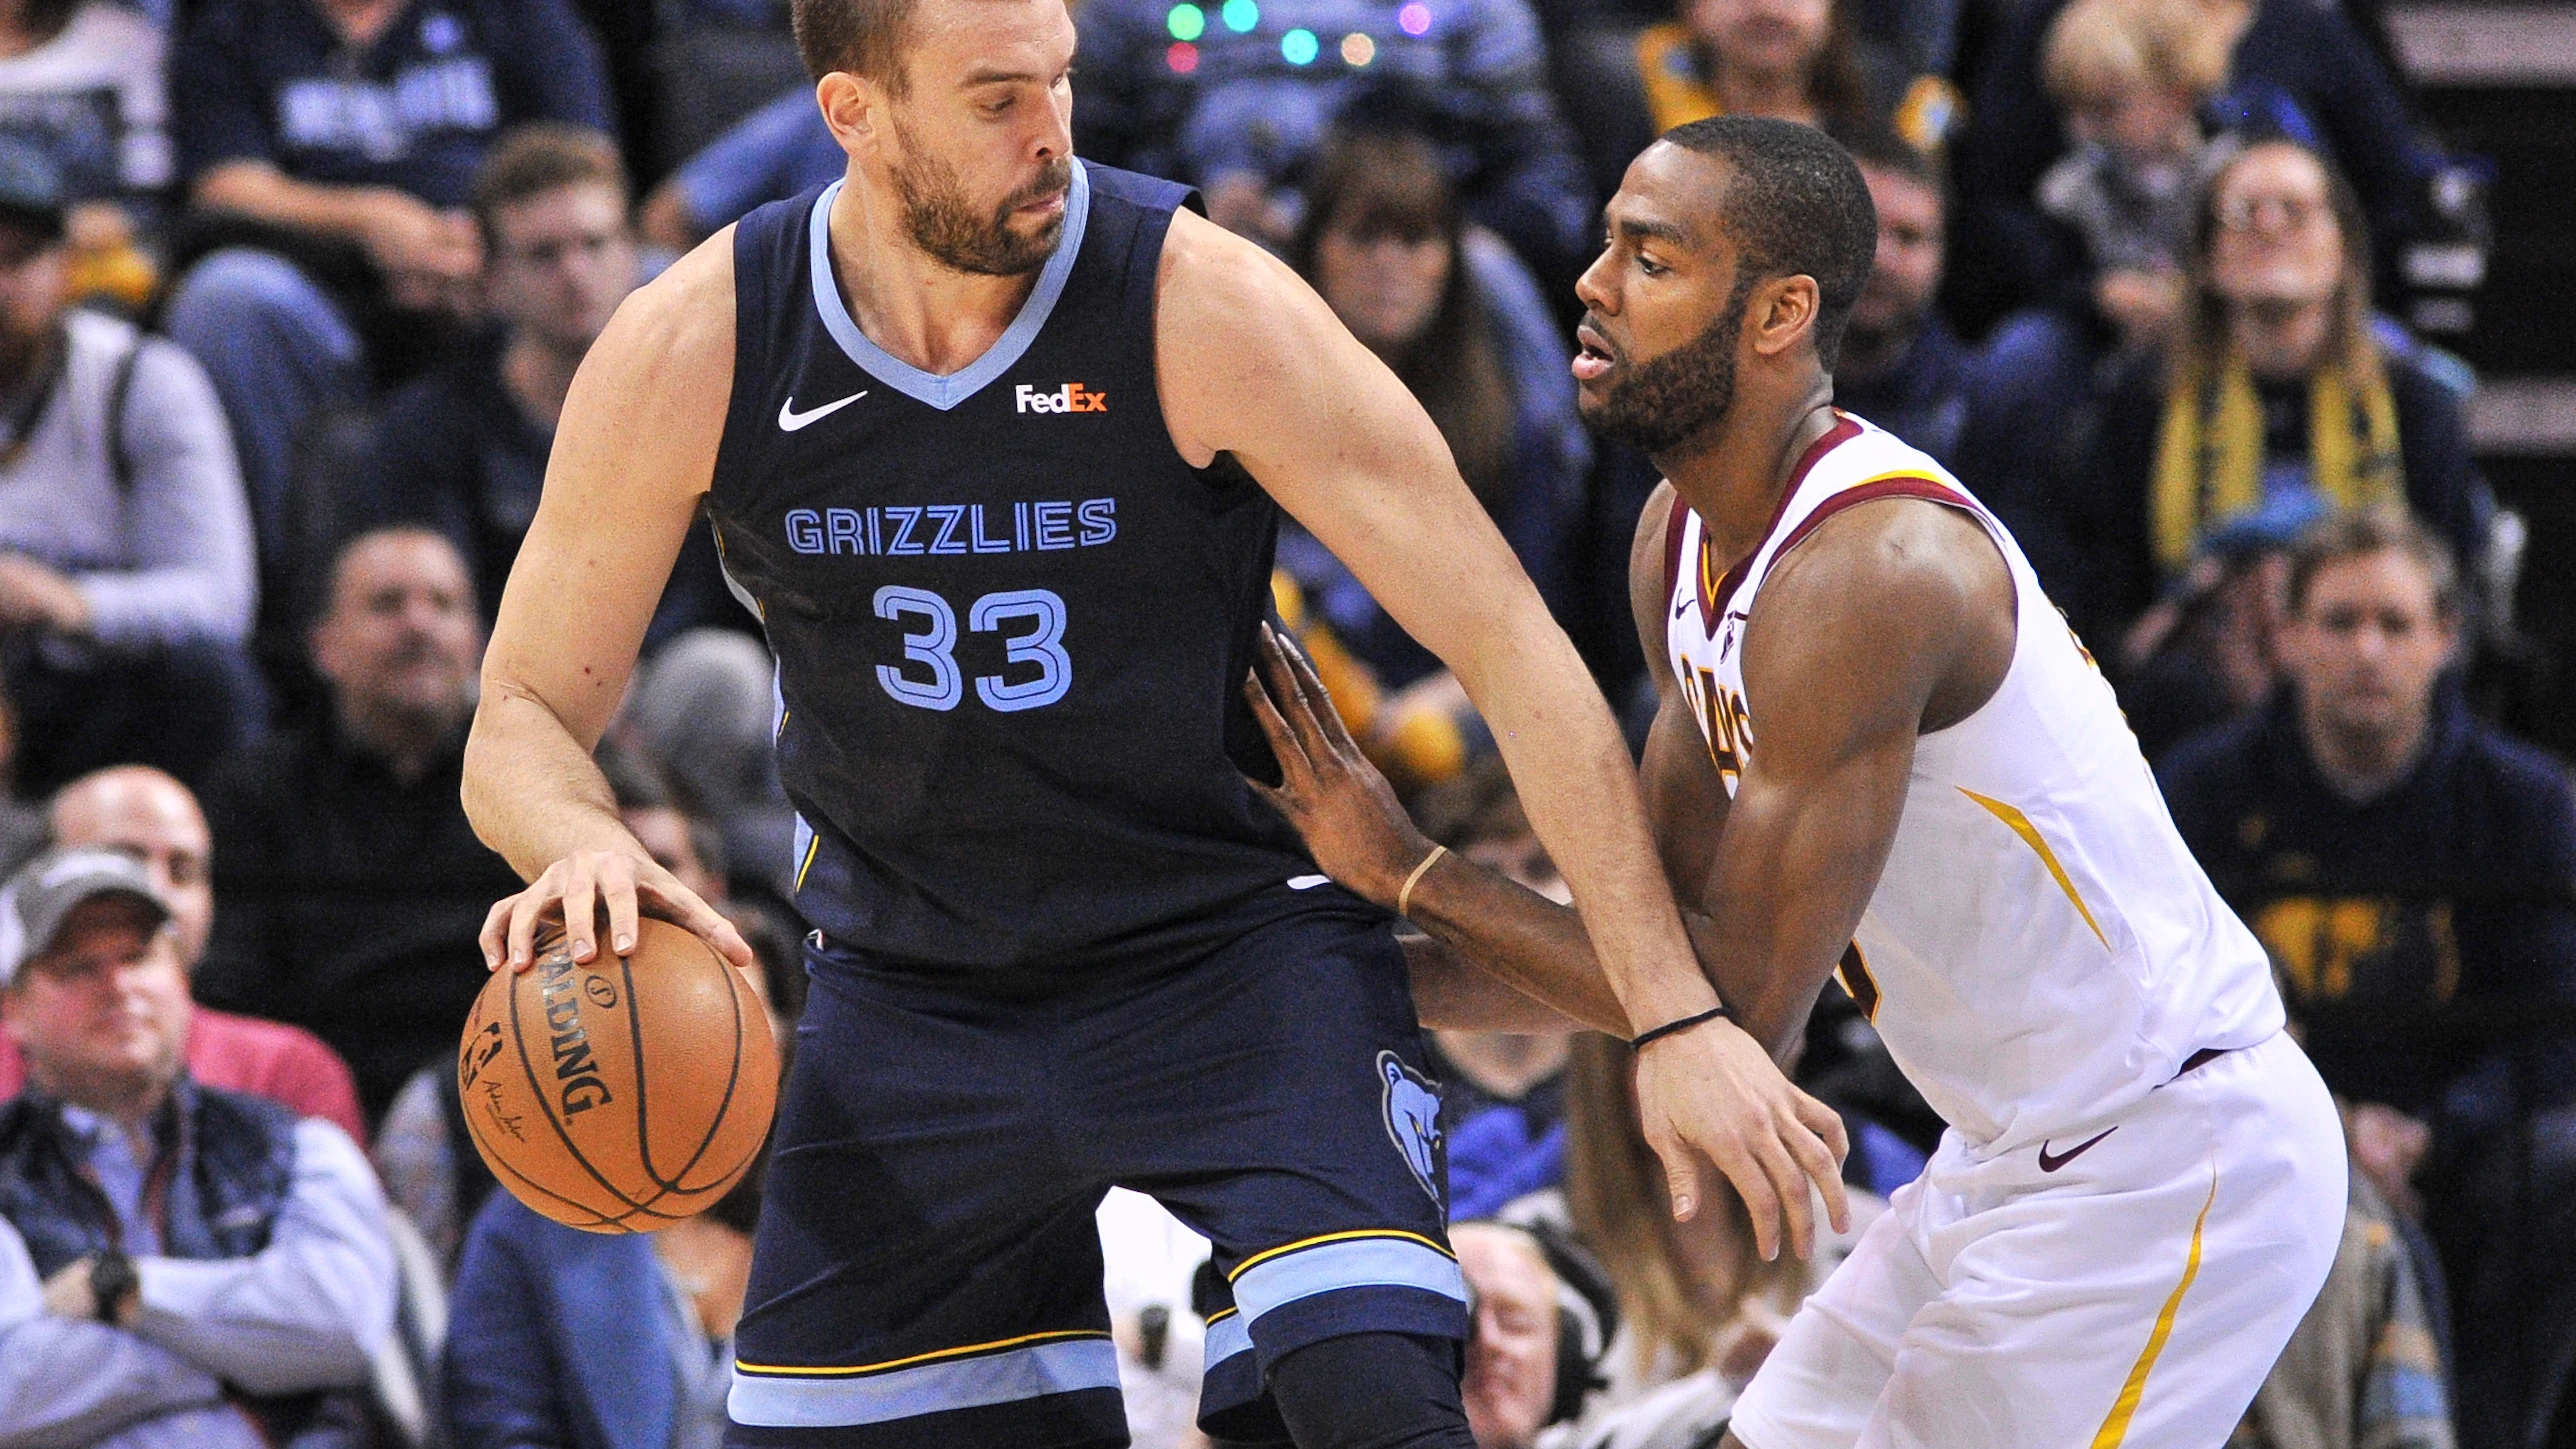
[
  {"x1": 1155, "y1": 209, "x2": 1713, "y2": 1041},
  {"x1": 1699, "y1": 498, "x2": 2018, "y2": 1050}
]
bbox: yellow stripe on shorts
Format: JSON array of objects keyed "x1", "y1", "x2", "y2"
[{"x1": 2090, "y1": 1164, "x2": 2221, "y2": 1448}]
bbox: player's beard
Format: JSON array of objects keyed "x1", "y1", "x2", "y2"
[
  {"x1": 1581, "y1": 271, "x2": 1757, "y2": 455},
  {"x1": 892, "y1": 128, "x2": 1072, "y2": 277}
]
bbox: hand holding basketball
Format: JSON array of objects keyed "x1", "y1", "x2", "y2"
[
  {"x1": 480, "y1": 845, "x2": 753, "y2": 977},
  {"x1": 458, "y1": 917, "x2": 779, "y2": 1233}
]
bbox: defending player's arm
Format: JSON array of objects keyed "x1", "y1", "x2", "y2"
[
  {"x1": 459, "y1": 236, "x2": 754, "y2": 975},
  {"x1": 1165, "y1": 212, "x2": 1844, "y2": 1257}
]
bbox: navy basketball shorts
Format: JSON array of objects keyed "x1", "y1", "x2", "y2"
[{"x1": 724, "y1": 894, "x2": 1467, "y2": 1446}]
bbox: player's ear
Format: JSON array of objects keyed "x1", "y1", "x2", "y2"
[
  {"x1": 816, "y1": 72, "x2": 882, "y2": 153},
  {"x1": 1750, "y1": 274, "x2": 1820, "y2": 358}
]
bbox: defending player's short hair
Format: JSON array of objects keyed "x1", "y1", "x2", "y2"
[
  {"x1": 2285, "y1": 504, "x2": 2463, "y2": 621},
  {"x1": 471, "y1": 123, "x2": 628, "y2": 251},
  {"x1": 1658, "y1": 117, "x2": 1877, "y2": 371},
  {"x1": 794, "y1": 0, "x2": 920, "y2": 90}
]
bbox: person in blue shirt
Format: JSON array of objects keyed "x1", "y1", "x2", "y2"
[
  {"x1": 2156, "y1": 505, "x2": 2576, "y2": 1449},
  {"x1": 158, "y1": 0, "x2": 614, "y2": 585},
  {"x1": 1073, "y1": 0, "x2": 1595, "y2": 280}
]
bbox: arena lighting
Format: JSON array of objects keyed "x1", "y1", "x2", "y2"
[
  {"x1": 1397, "y1": 2, "x2": 1431, "y2": 34},
  {"x1": 1281, "y1": 27, "x2": 1319, "y2": 63},
  {"x1": 1341, "y1": 31, "x2": 1376, "y2": 64},
  {"x1": 1222, "y1": 0, "x2": 1260, "y2": 30},
  {"x1": 1166, "y1": 40, "x2": 1201, "y2": 71},
  {"x1": 1166, "y1": 3, "x2": 1206, "y2": 40}
]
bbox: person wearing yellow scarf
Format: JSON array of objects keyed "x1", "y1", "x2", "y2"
[
  {"x1": 2149, "y1": 348, "x2": 2402, "y2": 571},
  {"x1": 1631, "y1": 13, "x2": 1959, "y2": 153}
]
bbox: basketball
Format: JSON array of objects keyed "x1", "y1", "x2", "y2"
[{"x1": 456, "y1": 917, "x2": 779, "y2": 1233}]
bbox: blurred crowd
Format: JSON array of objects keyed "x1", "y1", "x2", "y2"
[{"x1": 0, "y1": 0, "x2": 2560, "y2": 1447}]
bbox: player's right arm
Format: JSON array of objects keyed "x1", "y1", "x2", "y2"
[{"x1": 460, "y1": 233, "x2": 753, "y2": 977}]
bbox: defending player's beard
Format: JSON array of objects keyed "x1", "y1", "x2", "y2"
[
  {"x1": 1581, "y1": 271, "x2": 1760, "y2": 454},
  {"x1": 893, "y1": 124, "x2": 1074, "y2": 277}
]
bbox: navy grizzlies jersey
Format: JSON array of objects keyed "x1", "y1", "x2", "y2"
[{"x1": 707, "y1": 161, "x2": 1318, "y2": 979}]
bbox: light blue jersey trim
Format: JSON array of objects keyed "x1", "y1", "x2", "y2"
[
  {"x1": 728, "y1": 1337, "x2": 1120, "y2": 1427},
  {"x1": 1232, "y1": 1237, "x2": 1468, "y2": 1326},
  {"x1": 1205, "y1": 1312, "x2": 1253, "y2": 1366},
  {"x1": 806, "y1": 161, "x2": 1092, "y2": 412}
]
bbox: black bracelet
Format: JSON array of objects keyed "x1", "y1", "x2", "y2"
[{"x1": 1630, "y1": 1004, "x2": 1732, "y2": 1052}]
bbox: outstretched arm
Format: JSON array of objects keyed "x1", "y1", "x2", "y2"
[{"x1": 460, "y1": 235, "x2": 753, "y2": 975}]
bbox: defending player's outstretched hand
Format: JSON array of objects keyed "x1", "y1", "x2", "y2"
[
  {"x1": 479, "y1": 845, "x2": 755, "y2": 977},
  {"x1": 1239, "y1": 621, "x2": 1438, "y2": 907}
]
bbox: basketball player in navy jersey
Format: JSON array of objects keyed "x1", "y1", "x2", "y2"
[{"x1": 460, "y1": 0, "x2": 1848, "y2": 1442}]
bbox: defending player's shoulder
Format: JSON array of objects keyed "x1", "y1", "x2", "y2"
[
  {"x1": 1628, "y1": 479, "x2": 1683, "y2": 687},
  {"x1": 1750, "y1": 493, "x2": 2017, "y2": 735}
]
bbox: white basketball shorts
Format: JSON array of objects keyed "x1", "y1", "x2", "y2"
[{"x1": 1730, "y1": 1030, "x2": 2348, "y2": 1449}]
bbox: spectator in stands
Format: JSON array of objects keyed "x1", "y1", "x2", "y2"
[
  {"x1": 1454, "y1": 1221, "x2": 1582, "y2": 1448},
  {"x1": 2054, "y1": 139, "x2": 2489, "y2": 645},
  {"x1": 0, "y1": 767, "x2": 368, "y2": 1143},
  {"x1": 369, "y1": 123, "x2": 733, "y2": 643},
  {"x1": 639, "y1": 85, "x2": 845, "y2": 251},
  {"x1": 0, "y1": 846, "x2": 396, "y2": 1447},
  {"x1": 0, "y1": 138, "x2": 262, "y2": 795},
  {"x1": 1558, "y1": 1033, "x2": 1877, "y2": 1438},
  {"x1": 2157, "y1": 506, "x2": 2576, "y2": 1448},
  {"x1": 441, "y1": 913, "x2": 794, "y2": 1449},
  {"x1": 1953, "y1": 0, "x2": 2439, "y2": 334},
  {"x1": 197, "y1": 527, "x2": 522, "y2": 1124},
  {"x1": 2235, "y1": 1172, "x2": 2454, "y2": 1449},
  {"x1": 160, "y1": 0, "x2": 615, "y2": 565},
  {"x1": 0, "y1": 0, "x2": 169, "y2": 308},
  {"x1": 1590, "y1": 0, "x2": 1955, "y2": 200},
  {"x1": 1834, "y1": 127, "x2": 1969, "y2": 464},
  {"x1": 1274, "y1": 127, "x2": 1586, "y2": 708},
  {"x1": 1075, "y1": 0, "x2": 1594, "y2": 279}
]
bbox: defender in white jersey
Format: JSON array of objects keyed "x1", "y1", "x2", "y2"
[{"x1": 1239, "y1": 117, "x2": 2346, "y2": 1449}]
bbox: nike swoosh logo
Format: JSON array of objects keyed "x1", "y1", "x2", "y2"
[
  {"x1": 2037, "y1": 1127, "x2": 2117, "y2": 1172},
  {"x1": 778, "y1": 390, "x2": 868, "y2": 431}
]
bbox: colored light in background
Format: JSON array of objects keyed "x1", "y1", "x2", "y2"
[
  {"x1": 1166, "y1": 39, "x2": 1200, "y2": 71},
  {"x1": 1222, "y1": 0, "x2": 1259, "y2": 31},
  {"x1": 1340, "y1": 31, "x2": 1376, "y2": 64},
  {"x1": 1281, "y1": 27, "x2": 1319, "y2": 63},
  {"x1": 1397, "y1": 2, "x2": 1431, "y2": 34},
  {"x1": 1166, "y1": 3, "x2": 1206, "y2": 39}
]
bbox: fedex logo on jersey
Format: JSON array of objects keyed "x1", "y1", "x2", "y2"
[{"x1": 1016, "y1": 382, "x2": 1107, "y2": 414}]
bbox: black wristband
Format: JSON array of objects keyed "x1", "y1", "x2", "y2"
[
  {"x1": 1630, "y1": 1004, "x2": 1732, "y2": 1052},
  {"x1": 90, "y1": 1248, "x2": 134, "y2": 1325}
]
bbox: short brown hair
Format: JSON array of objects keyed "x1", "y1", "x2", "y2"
[
  {"x1": 794, "y1": 0, "x2": 920, "y2": 89},
  {"x1": 2286, "y1": 504, "x2": 2462, "y2": 620},
  {"x1": 471, "y1": 124, "x2": 628, "y2": 249}
]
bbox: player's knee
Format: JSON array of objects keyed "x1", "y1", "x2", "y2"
[{"x1": 1265, "y1": 1331, "x2": 1476, "y2": 1449}]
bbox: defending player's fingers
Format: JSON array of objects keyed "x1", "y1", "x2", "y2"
[
  {"x1": 1277, "y1": 628, "x2": 1363, "y2": 759},
  {"x1": 1648, "y1": 1122, "x2": 1707, "y2": 1226},
  {"x1": 1239, "y1": 671, "x2": 1314, "y2": 798},
  {"x1": 1256, "y1": 623, "x2": 1337, "y2": 766}
]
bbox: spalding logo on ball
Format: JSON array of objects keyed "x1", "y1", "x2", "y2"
[{"x1": 458, "y1": 917, "x2": 779, "y2": 1233}]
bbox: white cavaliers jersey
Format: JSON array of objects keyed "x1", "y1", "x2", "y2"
[{"x1": 1664, "y1": 413, "x2": 2284, "y2": 1152}]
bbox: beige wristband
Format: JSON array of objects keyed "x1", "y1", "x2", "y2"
[{"x1": 1395, "y1": 844, "x2": 1450, "y2": 919}]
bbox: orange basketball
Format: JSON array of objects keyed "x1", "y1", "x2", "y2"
[{"x1": 456, "y1": 916, "x2": 779, "y2": 1233}]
